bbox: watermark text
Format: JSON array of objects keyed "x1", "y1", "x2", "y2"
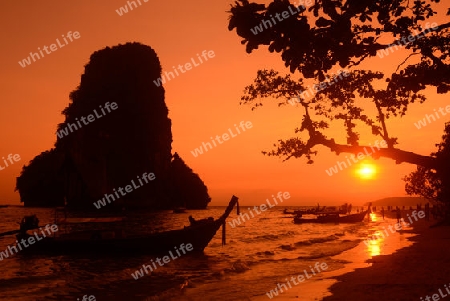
[
  {"x1": 377, "y1": 22, "x2": 438, "y2": 58},
  {"x1": 153, "y1": 50, "x2": 215, "y2": 87},
  {"x1": 288, "y1": 69, "x2": 349, "y2": 106},
  {"x1": 131, "y1": 243, "x2": 193, "y2": 280},
  {"x1": 191, "y1": 121, "x2": 252, "y2": 157},
  {"x1": 266, "y1": 261, "x2": 328, "y2": 298},
  {"x1": 93, "y1": 172, "x2": 155, "y2": 209},
  {"x1": 228, "y1": 192, "x2": 290, "y2": 228},
  {"x1": 363, "y1": 210, "x2": 425, "y2": 246},
  {"x1": 414, "y1": 105, "x2": 450, "y2": 129},
  {"x1": 0, "y1": 224, "x2": 58, "y2": 261},
  {"x1": 18, "y1": 31, "x2": 81, "y2": 68},
  {"x1": 251, "y1": 0, "x2": 313, "y2": 35},
  {"x1": 0, "y1": 154, "x2": 21, "y2": 171},
  {"x1": 57, "y1": 102, "x2": 118, "y2": 138},
  {"x1": 325, "y1": 140, "x2": 387, "y2": 176}
]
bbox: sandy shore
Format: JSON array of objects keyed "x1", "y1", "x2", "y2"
[
  {"x1": 322, "y1": 216, "x2": 450, "y2": 301},
  {"x1": 249, "y1": 212, "x2": 449, "y2": 301},
  {"x1": 181, "y1": 212, "x2": 448, "y2": 301}
]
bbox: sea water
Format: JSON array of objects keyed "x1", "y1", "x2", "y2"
[{"x1": 0, "y1": 205, "x2": 413, "y2": 300}]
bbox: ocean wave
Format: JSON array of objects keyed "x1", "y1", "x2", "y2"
[
  {"x1": 280, "y1": 244, "x2": 296, "y2": 251},
  {"x1": 297, "y1": 240, "x2": 361, "y2": 259},
  {"x1": 294, "y1": 234, "x2": 340, "y2": 246},
  {"x1": 224, "y1": 260, "x2": 251, "y2": 273},
  {"x1": 255, "y1": 251, "x2": 275, "y2": 256},
  {"x1": 242, "y1": 231, "x2": 297, "y2": 242}
]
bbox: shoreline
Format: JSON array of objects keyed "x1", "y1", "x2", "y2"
[
  {"x1": 322, "y1": 214, "x2": 448, "y2": 301},
  {"x1": 250, "y1": 212, "x2": 433, "y2": 301},
  {"x1": 248, "y1": 213, "x2": 418, "y2": 301}
]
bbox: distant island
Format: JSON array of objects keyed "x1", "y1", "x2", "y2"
[
  {"x1": 366, "y1": 197, "x2": 429, "y2": 207},
  {"x1": 15, "y1": 42, "x2": 211, "y2": 210}
]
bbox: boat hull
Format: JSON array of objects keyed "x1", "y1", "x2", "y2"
[
  {"x1": 293, "y1": 211, "x2": 368, "y2": 224},
  {"x1": 18, "y1": 196, "x2": 239, "y2": 255},
  {"x1": 19, "y1": 219, "x2": 224, "y2": 255}
]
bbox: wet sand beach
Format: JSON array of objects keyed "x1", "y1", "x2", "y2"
[
  {"x1": 247, "y1": 212, "x2": 416, "y2": 301},
  {"x1": 248, "y1": 212, "x2": 447, "y2": 301},
  {"x1": 322, "y1": 216, "x2": 449, "y2": 301}
]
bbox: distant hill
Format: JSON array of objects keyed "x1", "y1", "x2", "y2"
[{"x1": 365, "y1": 197, "x2": 430, "y2": 207}]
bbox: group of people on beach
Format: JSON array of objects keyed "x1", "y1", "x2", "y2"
[{"x1": 375, "y1": 204, "x2": 432, "y2": 223}]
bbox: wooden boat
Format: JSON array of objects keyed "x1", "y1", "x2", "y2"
[
  {"x1": 293, "y1": 210, "x2": 368, "y2": 224},
  {"x1": 173, "y1": 207, "x2": 187, "y2": 213},
  {"x1": 319, "y1": 210, "x2": 348, "y2": 215},
  {"x1": 283, "y1": 207, "x2": 325, "y2": 215},
  {"x1": 15, "y1": 195, "x2": 239, "y2": 255}
]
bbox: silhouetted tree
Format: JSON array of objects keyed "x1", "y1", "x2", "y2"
[
  {"x1": 167, "y1": 153, "x2": 211, "y2": 209},
  {"x1": 404, "y1": 122, "x2": 450, "y2": 215},
  {"x1": 15, "y1": 149, "x2": 65, "y2": 207},
  {"x1": 228, "y1": 0, "x2": 450, "y2": 168}
]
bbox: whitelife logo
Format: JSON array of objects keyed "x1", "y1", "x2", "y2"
[
  {"x1": 228, "y1": 192, "x2": 291, "y2": 228},
  {"x1": 250, "y1": 0, "x2": 312, "y2": 35},
  {"x1": 288, "y1": 69, "x2": 349, "y2": 106},
  {"x1": 93, "y1": 172, "x2": 155, "y2": 209},
  {"x1": 363, "y1": 210, "x2": 425, "y2": 246},
  {"x1": 153, "y1": 50, "x2": 215, "y2": 87},
  {"x1": 190, "y1": 121, "x2": 253, "y2": 157},
  {"x1": 131, "y1": 243, "x2": 193, "y2": 280},
  {"x1": 414, "y1": 104, "x2": 450, "y2": 129},
  {"x1": 115, "y1": 0, "x2": 149, "y2": 16},
  {"x1": 0, "y1": 224, "x2": 58, "y2": 261},
  {"x1": 377, "y1": 22, "x2": 438, "y2": 58},
  {"x1": 0, "y1": 154, "x2": 21, "y2": 171},
  {"x1": 420, "y1": 283, "x2": 450, "y2": 301},
  {"x1": 266, "y1": 261, "x2": 328, "y2": 299},
  {"x1": 77, "y1": 295, "x2": 96, "y2": 301},
  {"x1": 325, "y1": 140, "x2": 387, "y2": 176},
  {"x1": 56, "y1": 102, "x2": 118, "y2": 139},
  {"x1": 18, "y1": 31, "x2": 81, "y2": 68}
]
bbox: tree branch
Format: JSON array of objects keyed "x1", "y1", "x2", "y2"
[{"x1": 319, "y1": 138, "x2": 437, "y2": 168}]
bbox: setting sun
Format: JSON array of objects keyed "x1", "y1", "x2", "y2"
[{"x1": 356, "y1": 163, "x2": 377, "y2": 180}]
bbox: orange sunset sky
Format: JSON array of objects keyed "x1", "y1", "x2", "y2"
[{"x1": 0, "y1": 1, "x2": 448, "y2": 206}]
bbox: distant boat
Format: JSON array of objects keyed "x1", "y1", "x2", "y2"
[
  {"x1": 173, "y1": 207, "x2": 187, "y2": 213},
  {"x1": 293, "y1": 210, "x2": 368, "y2": 224},
  {"x1": 14, "y1": 196, "x2": 239, "y2": 255},
  {"x1": 283, "y1": 206, "x2": 326, "y2": 216}
]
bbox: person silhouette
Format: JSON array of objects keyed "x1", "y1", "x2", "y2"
[{"x1": 396, "y1": 207, "x2": 401, "y2": 225}]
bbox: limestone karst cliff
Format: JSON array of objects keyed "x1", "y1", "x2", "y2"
[{"x1": 16, "y1": 42, "x2": 211, "y2": 209}]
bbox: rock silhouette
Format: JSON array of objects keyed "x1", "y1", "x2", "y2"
[
  {"x1": 15, "y1": 149, "x2": 64, "y2": 207},
  {"x1": 16, "y1": 42, "x2": 211, "y2": 209}
]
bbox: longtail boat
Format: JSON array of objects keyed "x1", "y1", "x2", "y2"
[
  {"x1": 12, "y1": 195, "x2": 239, "y2": 255},
  {"x1": 173, "y1": 207, "x2": 187, "y2": 213},
  {"x1": 293, "y1": 210, "x2": 368, "y2": 224}
]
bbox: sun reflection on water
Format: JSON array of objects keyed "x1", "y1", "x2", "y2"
[{"x1": 366, "y1": 231, "x2": 384, "y2": 257}]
